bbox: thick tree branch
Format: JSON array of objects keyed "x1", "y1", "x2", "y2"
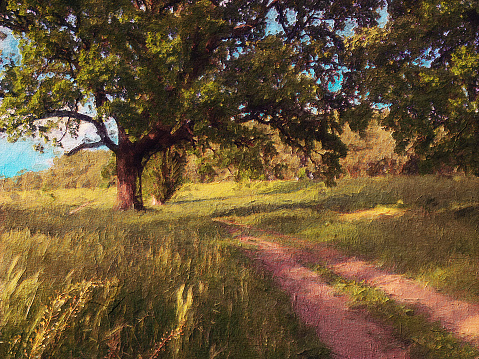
[
  {"x1": 44, "y1": 110, "x2": 96, "y2": 124},
  {"x1": 65, "y1": 140, "x2": 106, "y2": 156},
  {"x1": 134, "y1": 121, "x2": 194, "y2": 161}
]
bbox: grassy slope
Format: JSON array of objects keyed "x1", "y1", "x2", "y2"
[{"x1": 3, "y1": 175, "x2": 479, "y2": 358}]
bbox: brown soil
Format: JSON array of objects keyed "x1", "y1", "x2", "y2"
[{"x1": 217, "y1": 220, "x2": 479, "y2": 358}]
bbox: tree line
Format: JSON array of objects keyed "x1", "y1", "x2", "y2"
[{"x1": 2, "y1": 120, "x2": 427, "y2": 205}]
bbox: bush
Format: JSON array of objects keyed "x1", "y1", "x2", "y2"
[{"x1": 143, "y1": 149, "x2": 186, "y2": 205}]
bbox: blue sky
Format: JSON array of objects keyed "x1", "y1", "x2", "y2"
[
  {"x1": 0, "y1": 137, "x2": 59, "y2": 178},
  {"x1": 0, "y1": 29, "x2": 56, "y2": 178}
]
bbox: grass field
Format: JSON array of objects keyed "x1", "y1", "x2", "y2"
[
  {"x1": 0, "y1": 185, "x2": 329, "y2": 358},
  {"x1": 2, "y1": 175, "x2": 479, "y2": 358}
]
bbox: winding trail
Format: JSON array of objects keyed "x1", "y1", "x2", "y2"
[{"x1": 217, "y1": 219, "x2": 479, "y2": 358}]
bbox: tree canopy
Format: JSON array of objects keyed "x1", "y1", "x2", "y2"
[
  {"x1": 0, "y1": 0, "x2": 386, "y2": 209},
  {"x1": 348, "y1": 0, "x2": 479, "y2": 175}
]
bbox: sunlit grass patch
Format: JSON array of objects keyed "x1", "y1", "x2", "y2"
[
  {"x1": 337, "y1": 205, "x2": 406, "y2": 221},
  {"x1": 166, "y1": 180, "x2": 325, "y2": 217},
  {"x1": 175, "y1": 180, "x2": 323, "y2": 203}
]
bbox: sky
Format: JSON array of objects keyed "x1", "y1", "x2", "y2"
[
  {"x1": 0, "y1": 138, "x2": 59, "y2": 178},
  {"x1": 0, "y1": 6, "x2": 388, "y2": 179},
  {"x1": 0, "y1": 30, "x2": 55, "y2": 178}
]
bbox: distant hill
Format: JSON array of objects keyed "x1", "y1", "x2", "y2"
[{"x1": 0, "y1": 150, "x2": 113, "y2": 191}]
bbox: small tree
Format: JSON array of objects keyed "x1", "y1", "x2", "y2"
[
  {"x1": 143, "y1": 148, "x2": 186, "y2": 205},
  {"x1": 0, "y1": 0, "x2": 386, "y2": 209}
]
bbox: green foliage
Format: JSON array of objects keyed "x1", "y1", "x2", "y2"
[
  {"x1": 340, "y1": 119, "x2": 408, "y2": 178},
  {"x1": 0, "y1": 0, "x2": 387, "y2": 208},
  {"x1": 187, "y1": 130, "x2": 326, "y2": 183},
  {"x1": 348, "y1": 1, "x2": 479, "y2": 175},
  {"x1": 143, "y1": 148, "x2": 186, "y2": 205}
]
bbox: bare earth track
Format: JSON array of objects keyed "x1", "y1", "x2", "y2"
[{"x1": 217, "y1": 220, "x2": 479, "y2": 359}]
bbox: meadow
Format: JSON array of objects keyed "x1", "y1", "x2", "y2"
[{"x1": 2, "y1": 174, "x2": 479, "y2": 358}]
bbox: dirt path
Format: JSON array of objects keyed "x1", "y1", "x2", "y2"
[
  {"x1": 308, "y1": 250, "x2": 479, "y2": 347},
  {"x1": 218, "y1": 220, "x2": 479, "y2": 358},
  {"x1": 219, "y1": 222, "x2": 410, "y2": 358}
]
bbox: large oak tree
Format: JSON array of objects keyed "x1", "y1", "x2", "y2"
[{"x1": 0, "y1": 0, "x2": 385, "y2": 209}]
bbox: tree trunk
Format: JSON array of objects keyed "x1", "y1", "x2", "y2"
[
  {"x1": 116, "y1": 148, "x2": 144, "y2": 210},
  {"x1": 113, "y1": 122, "x2": 193, "y2": 210}
]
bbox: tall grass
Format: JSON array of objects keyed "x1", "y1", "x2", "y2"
[{"x1": 0, "y1": 203, "x2": 328, "y2": 358}]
